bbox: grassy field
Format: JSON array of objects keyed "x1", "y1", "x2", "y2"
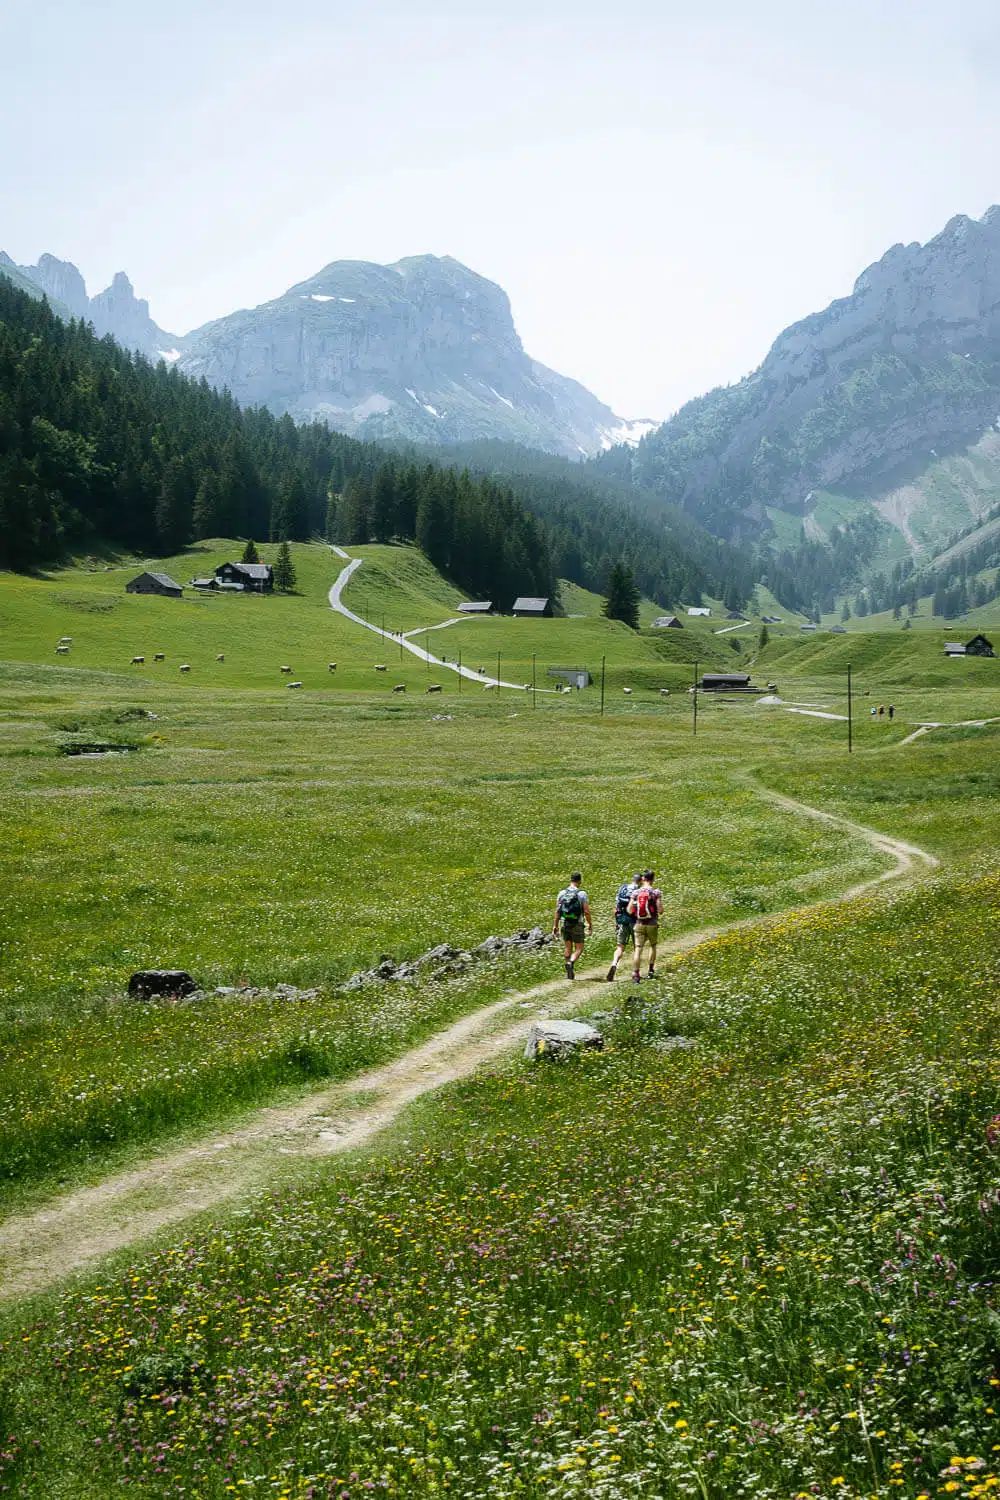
[
  {"x1": 4, "y1": 543, "x2": 1000, "y2": 1497},
  {"x1": 0, "y1": 655, "x2": 889, "y2": 1202}
]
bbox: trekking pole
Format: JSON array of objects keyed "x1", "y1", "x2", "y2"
[
  {"x1": 600, "y1": 655, "x2": 606, "y2": 717},
  {"x1": 532, "y1": 653, "x2": 536, "y2": 708},
  {"x1": 693, "y1": 660, "x2": 698, "y2": 736},
  {"x1": 847, "y1": 663, "x2": 853, "y2": 754}
]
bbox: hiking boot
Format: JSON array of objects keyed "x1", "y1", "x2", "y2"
[
  {"x1": 606, "y1": 964, "x2": 618, "y2": 982},
  {"x1": 565, "y1": 959, "x2": 574, "y2": 980},
  {"x1": 632, "y1": 971, "x2": 641, "y2": 984},
  {"x1": 647, "y1": 967, "x2": 657, "y2": 979}
]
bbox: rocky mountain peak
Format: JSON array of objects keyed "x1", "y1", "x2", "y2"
[
  {"x1": 633, "y1": 203, "x2": 1000, "y2": 538},
  {"x1": 177, "y1": 253, "x2": 632, "y2": 456},
  {"x1": 5, "y1": 254, "x2": 177, "y2": 359}
]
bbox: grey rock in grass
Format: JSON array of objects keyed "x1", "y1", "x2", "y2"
[
  {"x1": 651, "y1": 1035, "x2": 696, "y2": 1053},
  {"x1": 524, "y1": 1018, "x2": 603, "y2": 1061},
  {"x1": 128, "y1": 969, "x2": 197, "y2": 1000}
]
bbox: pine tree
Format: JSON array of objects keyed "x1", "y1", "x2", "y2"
[
  {"x1": 758, "y1": 623, "x2": 769, "y2": 650},
  {"x1": 273, "y1": 540, "x2": 297, "y2": 591},
  {"x1": 602, "y1": 563, "x2": 640, "y2": 630},
  {"x1": 241, "y1": 538, "x2": 260, "y2": 563},
  {"x1": 155, "y1": 457, "x2": 194, "y2": 553},
  {"x1": 193, "y1": 469, "x2": 224, "y2": 539},
  {"x1": 371, "y1": 467, "x2": 397, "y2": 543}
]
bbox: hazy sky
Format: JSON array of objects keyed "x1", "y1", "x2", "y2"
[{"x1": 4, "y1": 0, "x2": 1000, "y2": 418}]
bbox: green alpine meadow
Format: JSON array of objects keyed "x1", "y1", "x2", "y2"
[{"x1": 7, "y1": 63, "x2": 1000, "y2": 1497}]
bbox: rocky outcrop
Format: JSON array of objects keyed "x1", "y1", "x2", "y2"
[
  {"x1": 177, "y1": 255, "x2": 633, "y2": 457},
  {"x1": 633, "y1": 206, "x2": 1000, "y2": 540},
  {"x1": 5, "y1": 254, "x2": 180, "y2": 361}
]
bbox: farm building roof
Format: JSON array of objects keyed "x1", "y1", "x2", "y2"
[
  {"x1": 651, "y1": 615, "x2": 682, "y2": 628},
  {"x1": 512, "y1": 597, "x2": 550, "y2": 612},
  {"x1": 944, "y1": 642, "x2": 966, "y2": 654},
  {"x1": 458, "y1": 601, "x2": 493, "y2": 613},
  {"x1": 218, "y1": 562, "x2": 272, "y2": 580},
  {"x1": 148, "y1": 572, "x2": 181, "y2": 588}
]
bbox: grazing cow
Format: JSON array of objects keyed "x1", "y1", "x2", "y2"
[
  {"x1": 328, "y1": 663, "x2": 337, "y2": 672},
  {"x1": 659, "y1": 688, "x2": 670, "y2": 697},
  {"x1": 154, "y1": 653, "x2": 165, "y2": 662},
  {"x1": 288, "y1": 680, "x2": 303, "y2": 689},
  {"x1": 374, "y1": 664, "x2": 387, "y2": 672},
  {"x1": 623, "y1": 687, "x2": 632, "y2": 696},
  {"x1": 427, "y1": 683, "x2": 443, "y2": 694},
  {"x1": 58, "y1": 636, "x2": 72, "y2": 644},
  {"x1": 179, "y1": 664, "x2": 191, "y2": 673},
  {"x1": 131, "y1": 655, "x2": 145, "y2": 665},
  {"x1": 55, "y1": 645, "x2": 69, "y2": 654},
  {"x1": 392, "y1": 684, "x2": 406, "y2": 693},
  {"x1": 280, "y1": 665, "x2": 292, "y2": 673},
  {"x1": 216, "y1": 653, "x2": 225, "y2": 662}
]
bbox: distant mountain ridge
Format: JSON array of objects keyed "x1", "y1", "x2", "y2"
[
  {"x1": 628, "y1": 206, "x2": 1000, "y2": 551},
  {"x1": 2, "y1": 252, "x2": 180, "y2": 360},
  {"x1": 0, "y1": 250, "x2": 643, "y2": 459},
  {"x1": 176, "y1": 254, "x2": 640, "y2": 458}
]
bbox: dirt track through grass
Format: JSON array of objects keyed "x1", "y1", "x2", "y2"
[{"x1": 0, "y1": 789, "x2": 937, "y2": 1302}]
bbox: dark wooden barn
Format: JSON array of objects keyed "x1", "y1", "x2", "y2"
[{"x1": 126, "y1": 571, "x2": 183, "y2": 598}]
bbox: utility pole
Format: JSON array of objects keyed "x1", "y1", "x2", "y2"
[
  {"x1": 458, "y1": 649, "x2": 462, "y2": 694},
  {"x1": 425, "y1": 631, "x2": 429, "y2": 670},
  {"x1": 497, "y1": 650, "x2": 501, "y2": 695},
  {"x1": 399, "y1": 628, "x2": 403, "y2": 663},
  {"x1": 693, "y1": 660, "x2": 698, "y2": 736},
  {"x1": 847, "y1": 663, "x2": 853, "y2": 754},
  {"x1": 600, "y1": 655, "x2": 606, "y2": 717},
  {"x1": 532, "y1": 653, "x2": 536, "y2": 708}
]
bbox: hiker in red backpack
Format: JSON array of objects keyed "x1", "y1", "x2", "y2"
[
  {"x1": 553, "y1": 873, "x2": 592, "y2": 980},
  {"x1": 627, "y1": 870, "x2": 663, "y2": 983}
]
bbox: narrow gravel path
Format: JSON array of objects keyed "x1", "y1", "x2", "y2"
[
  {"x1": 327, "y1": 551, "x2": 529, "y2": 690},
  {"x1": 0, "y1": 792, "x2": 937, "y2": 1302}
]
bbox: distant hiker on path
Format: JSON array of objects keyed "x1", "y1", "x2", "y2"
[
  {"x1": 628, "y1": 870, "x2": 663, "y2": 983},
  {"x1": 607, "y1": 872, "x2": 641, "y2": 982},
  {"x1": 888, "y1": 704, "x2": 895, "y2": 721},
  {"x1": 554, "y1": 873, "x2": 592, "y2": 980}
]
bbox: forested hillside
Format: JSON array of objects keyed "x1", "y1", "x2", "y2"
[
  {"x1": 399, "y1": 438, "x2": 757, "y2": 610},
  {"x1": 0, "y1": 279, "x2": 751, "y2": 611}
]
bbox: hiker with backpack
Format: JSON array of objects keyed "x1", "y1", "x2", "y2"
[
  {"x1": 628, "y1": 870, "x2": 664, "y2": 983},
  {"x1": 553, "y1": 873, "x2": 592, "y2": 979},
  {"x1": 607, "y1": 872, "x2": 642, "y2": 982}
]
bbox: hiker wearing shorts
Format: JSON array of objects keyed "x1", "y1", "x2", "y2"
[
  {"x1": 607, "y1": 873, "x2": 642, "y2": 982},
  {"x1": 628, "y1": 870, "x2": 663, "y2": 983},
  {"x1": 553, "y1": 873, "x2": 592, "y2": 980}
]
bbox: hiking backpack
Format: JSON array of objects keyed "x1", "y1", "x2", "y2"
[
  {"x1": 615, "y1": 882, "x2": 635, "y2": 922},
  {"x1": 634, "y1": 886, "x2": 658, "y2": 922},
  {"x1": 558, "y1": 888, "x2": 583, "y2": 921}
]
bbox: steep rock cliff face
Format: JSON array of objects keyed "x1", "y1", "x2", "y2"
[
  {"x1": 177, "y1": 255, "x2": 631, "y2": 457},
  {"x1": 7, "y1": 255, "x2": 179, "y2": 359},
  {"x1": 632, "y1": 207, "x2": 1000, "y2": 539}
]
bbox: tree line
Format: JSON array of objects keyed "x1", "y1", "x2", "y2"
[{"x1": 0, "y1": 276, "x2": 751, "y2": 611}]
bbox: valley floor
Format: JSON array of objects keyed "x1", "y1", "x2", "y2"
[{"x1": 2, "y1": 542, "x2": 1000, "y2": 1497}]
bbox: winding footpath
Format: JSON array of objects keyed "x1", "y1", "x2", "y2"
[
  {"x1": 327, "y1": 551, "x2": 532, "y2": 690},
  {"x1": 0, "y1": 787, "x2": 938, "y2": 1303}
]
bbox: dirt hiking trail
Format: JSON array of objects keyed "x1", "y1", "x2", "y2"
[{"x1": 0, "y1": 791, "x2": 938, "y2": 1302}]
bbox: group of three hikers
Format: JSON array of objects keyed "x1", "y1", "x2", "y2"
[{"x1": 553, "y1": 871, "x2": 662, "y2": 984}]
